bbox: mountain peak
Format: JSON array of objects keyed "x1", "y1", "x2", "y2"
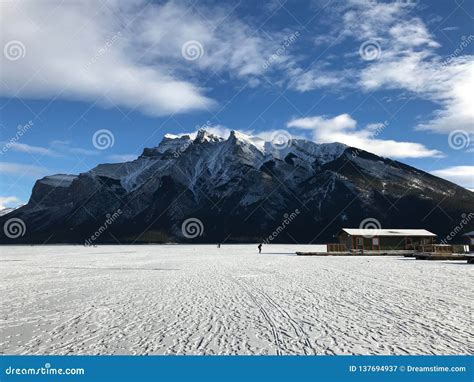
[
  {"x1": 194, "y1": 129, "x2": 223, "y2": 143},
  {"x1": 163, "y1": 133, "x2": 191, "y2": 141},
  {"x1": 228, "y1": 130, "x2": 266, "y2": 152},
  {"x1": 229, "y1": 130, "x2": 249, "y2": 140}
]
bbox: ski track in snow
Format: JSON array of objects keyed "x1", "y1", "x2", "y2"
[{"x1": 0, "y1": 245, "x2": 472, "y2": 355}]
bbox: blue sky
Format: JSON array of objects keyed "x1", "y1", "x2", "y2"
[{"x1": 1, "y1": 0, "x2": 473, "y2": 208}]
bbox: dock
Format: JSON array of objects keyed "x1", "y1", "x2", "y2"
[
  {"x1": 296, "y1": 251, "x2": 410, "y2": 257},
  {"x1": 296, "y1": 251, "x2": 473, "y2": 262},
  {"x1": 414, "y1": 254, "x2": 469, "y2": 261}
]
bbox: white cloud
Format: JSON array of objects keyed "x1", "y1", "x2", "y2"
[
  {"x1": 0, "y1": 1, "x2": 214, "y2": 116},
  {"x1": 253, "y1": 130, "x2": 306, "y2": 142},
  {"x1": 441, "y1": 26, "x2": 459, "y2": 32},
  {"x1": 1, "y1": 1, "x2": 290, "y2": 117},
  {"x1": 199, "y1": 125, "x2": 234, "y2": 139},
  {"x1": 2, "y1": 140, "x2": 101, "y2": 158},
  {"x1": 50, "y1": 141, "x2": 98, "y2": 156},
  {"x1": 293, "y1": 1, "x2": 474, "y2": 136},
  {"x1": 388, "y1": 18, "x2": 440, "y2": 49},
  {"x1": 360, "y1": 53, "x2": 474, "y2": 135},
  {"x1": 348, "y1": 3, "x2": 474, "y2": 135},
  {"x1": 288, "y1": 114, "x2": 356, "y2": 130},
  {"x1": 2, "y1": 142, "x2": 58, "y2": 157},
  {"x1": 288, "y1": 67, "x2": 343, "y2": 92},
  {"x1": 431, "y1": 166, "x2": 474, "y2": 189},
  {"x1": 0, "y1": 196, "x2": 20, "y2": 210},
  {"x1": 338, "y1": 1, "x2": 438, "y2": 48},
  {"x1": 135, "y1": 2, "x2": 288, "y2": 79},
  {"x1": 0, "y1": 162, "x2": 50, "y2": 177},
  {"x1": 287, "y1": 114, "x2": 443, "y2": 158},
  {"x1": 415, "y1": 58, "x2": 474, "y2": 134}
]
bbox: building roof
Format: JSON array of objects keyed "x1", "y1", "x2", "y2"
[
  {"x1": 341, "y1": 228, "x2": 437, "y2": 237},
  {"x1": 463, "y1": 231, "x2": 474, "y2": 237}
]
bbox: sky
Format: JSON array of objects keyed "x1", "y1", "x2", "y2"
[{"x1": 0, "y1": 0, "x2": 473, "y2": 208}]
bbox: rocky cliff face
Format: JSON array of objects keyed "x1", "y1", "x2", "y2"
[{"x1": 1, "y1": 129, "x2": 473, "y2": 244}]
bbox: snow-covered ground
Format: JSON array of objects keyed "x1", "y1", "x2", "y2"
[{"x1": 0, "y1": 245, "x2": 472, "y2": 355}]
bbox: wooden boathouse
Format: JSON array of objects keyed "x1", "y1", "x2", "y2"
[{"x1": 337, "y1": 228, "x2": 437, "y2": 252}]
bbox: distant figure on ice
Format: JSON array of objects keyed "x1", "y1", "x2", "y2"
[
  {"x1": 258, "y1": 243, "x2": 262, "y2": 254},
  {"x1": 217, "y1": 243, "x2": 221, "y2": 248}
]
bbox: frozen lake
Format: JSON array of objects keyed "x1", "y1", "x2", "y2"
[{"x1": 0, "y1": 245, "x2": 472, "y2": 355}]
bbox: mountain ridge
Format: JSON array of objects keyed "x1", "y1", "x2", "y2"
[{"x1": 1, "y1": 129, "x2": 472, "y2": 244}]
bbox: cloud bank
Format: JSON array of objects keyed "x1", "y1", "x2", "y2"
[
  {"x1": 431, "y1": 166, "x2": 474, "y2": 190},
  {"x1": 287, "y1": 114, "x2": 443, "y2": 159},
  {"x1": 1, "y1": 1, "x2": 292, "y2": 117}
]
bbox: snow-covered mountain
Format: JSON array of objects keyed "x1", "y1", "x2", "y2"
[
  {"x1": 0, "y1": 207, "x2": 16, "y2": 217},
  {"x1": 1, "y1": 129, "x2": 473, "y2": 244}
]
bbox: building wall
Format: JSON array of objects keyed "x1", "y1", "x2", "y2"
[
  {"x1": 338, "y1": 233, "x2": 435, "y2": 251},
  {"x1": 338, "y1": 233, "x2": 352, "y2": 249}
]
